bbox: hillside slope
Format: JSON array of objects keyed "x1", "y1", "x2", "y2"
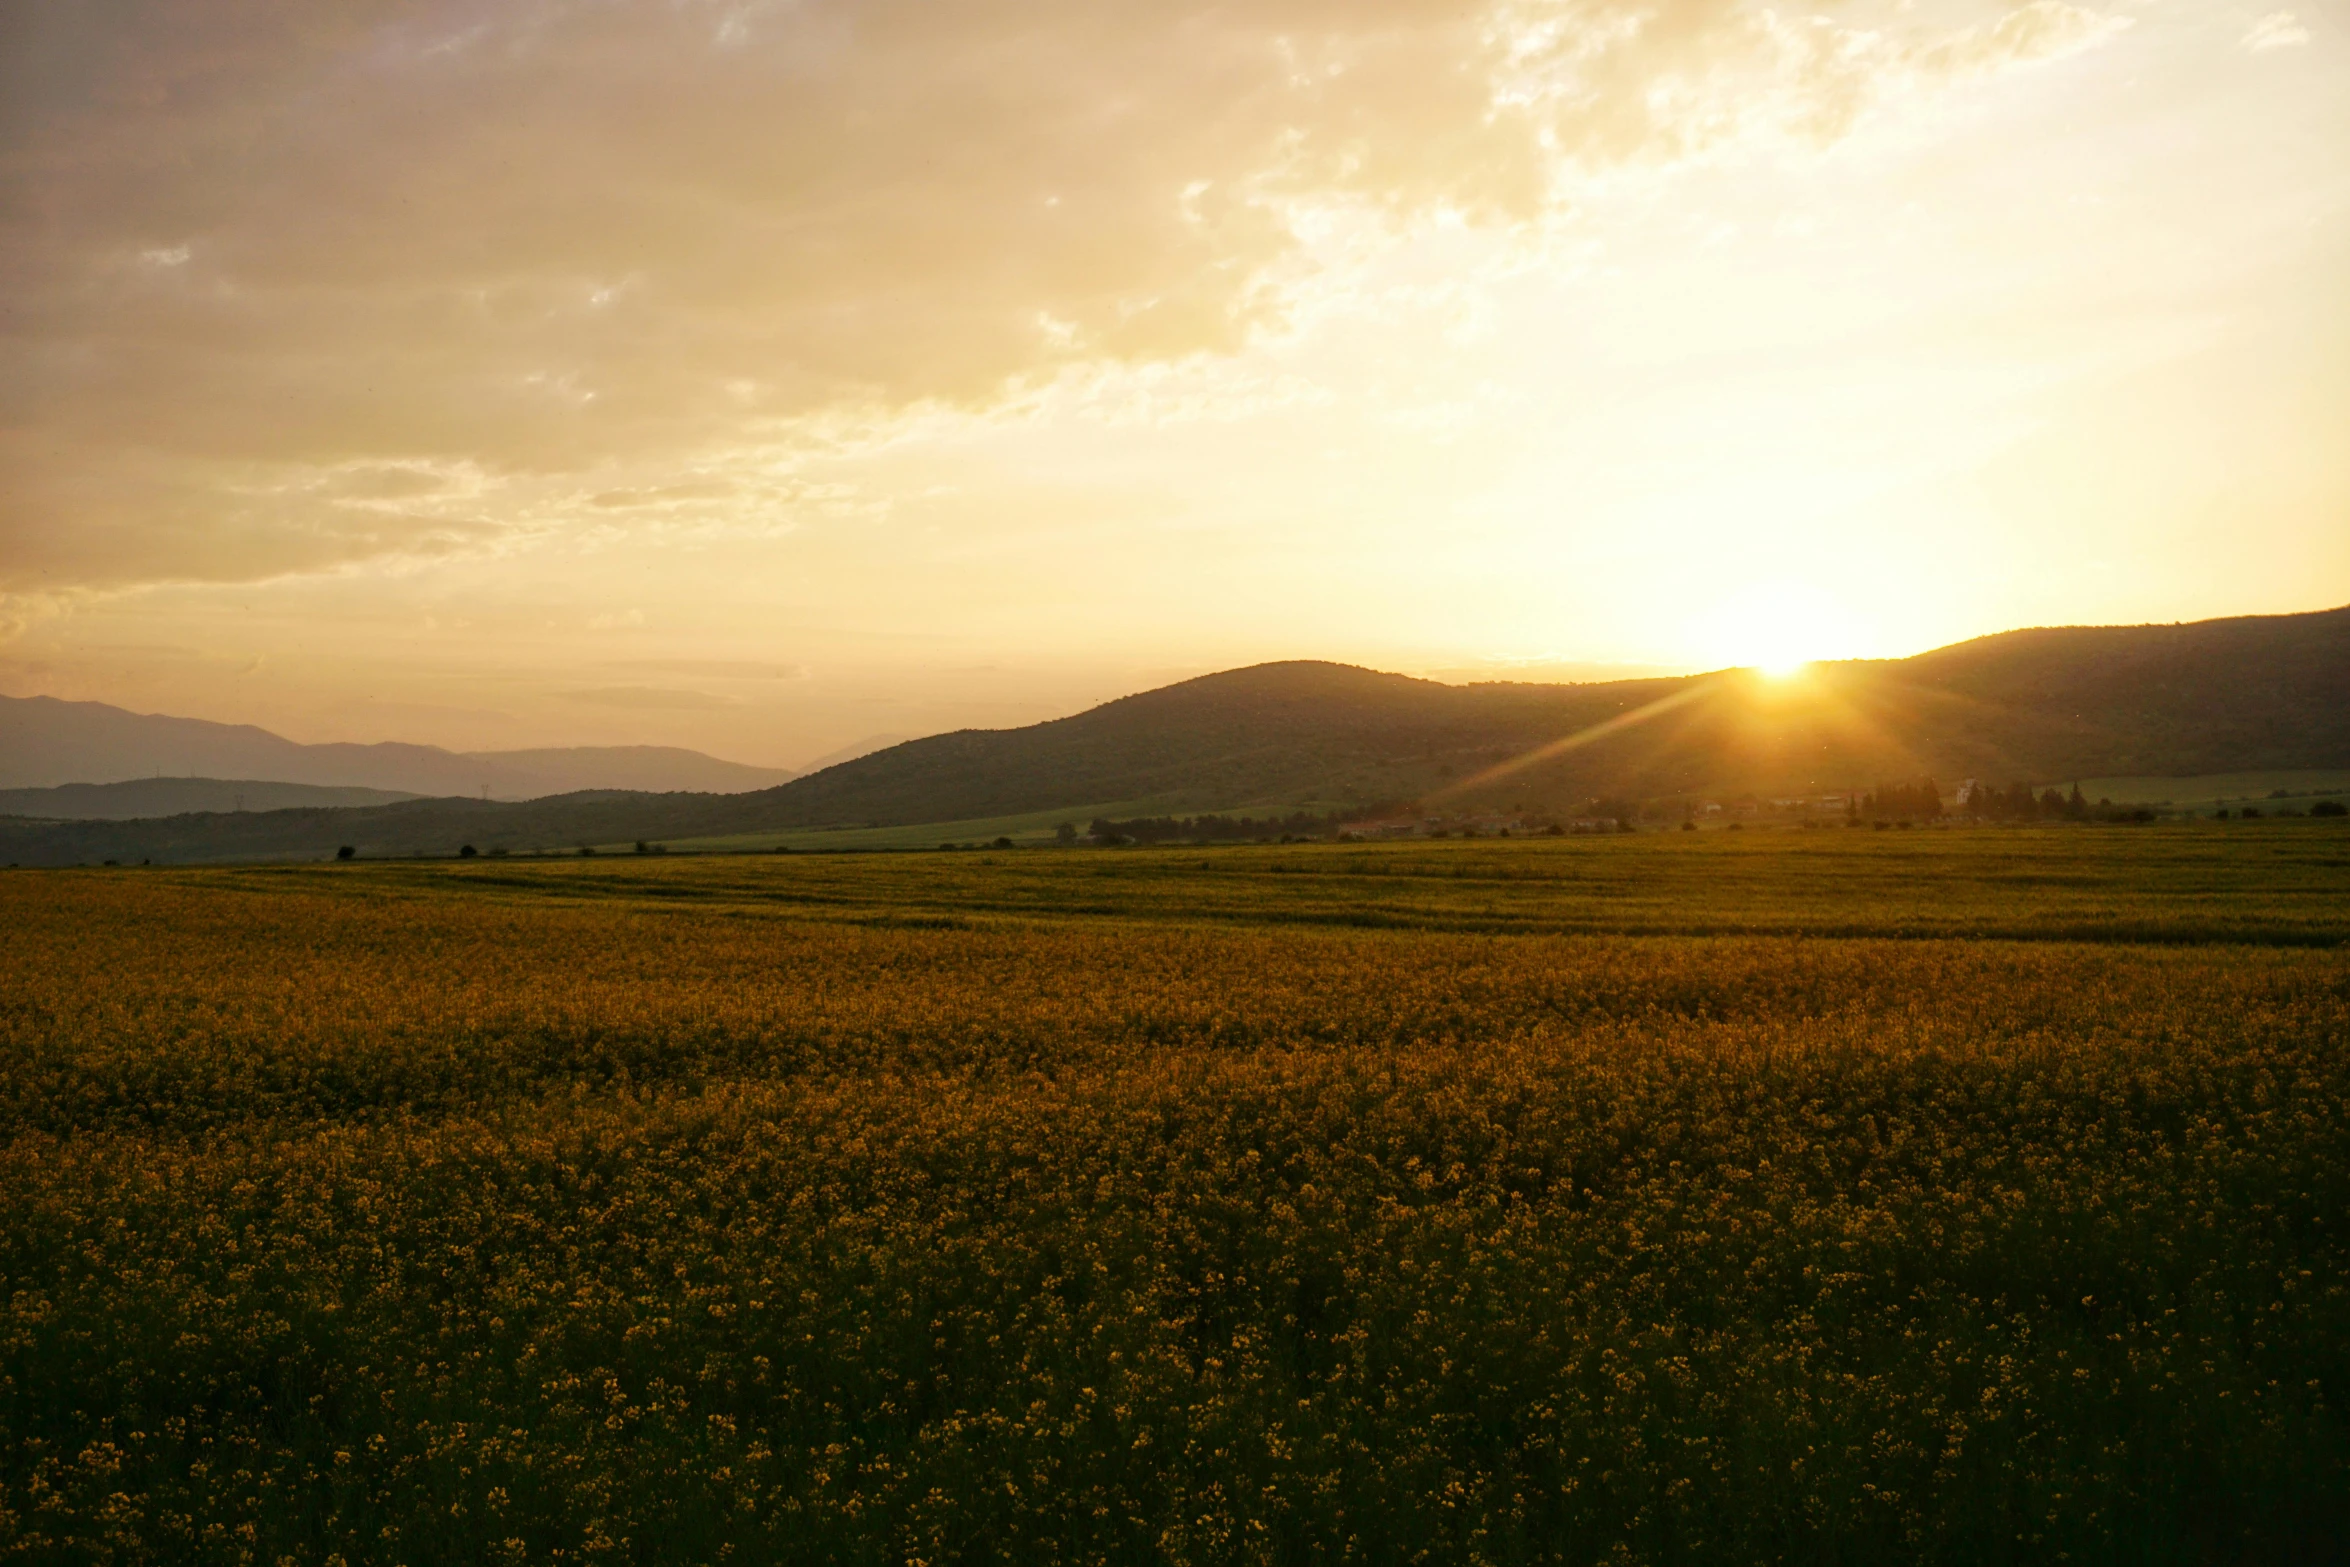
[
  {"x1": 705, "y1": 604, "x2": 2350, "y2": 823},
  {"x1": 5, "y1": 605, "x2": 2343, "y2": 865}
]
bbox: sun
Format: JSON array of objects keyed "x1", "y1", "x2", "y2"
[
  {"x1": 1698, "y1": 578, "x2": 1859, "y2": 677},
  {"x1": 1743, "y1": 623, "x2": 1815, "y2": 679}
]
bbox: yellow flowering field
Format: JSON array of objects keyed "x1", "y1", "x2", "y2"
[{"x1": 4, "y1": 829, "x2": 2348, "y2": 1563}]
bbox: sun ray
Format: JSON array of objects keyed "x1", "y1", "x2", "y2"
[{"x1": 1424, "y1": 679, "x2": 1717, "y2": 804}]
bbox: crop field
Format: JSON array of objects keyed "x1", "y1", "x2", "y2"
[
  {"x1": 4, "y1": 826, "x2": 2349, "y2": 1564},
  {"x1": 2064, "y1": 771, "x2": 2350, "y2": 808}
]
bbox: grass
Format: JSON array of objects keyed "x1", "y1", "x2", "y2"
[
  {"x1": 3, "y1": 824, "x2": 2348, "y2": 1565},
  {"x1": 649, "y1": 794, "x2": 1195, "y2": 853},
  {"x1": 258, "y1": 820, "x2": 2350, "y2": 946},
  {"x1": 648, "y1": 794, "x2": 1371, "y2": 854}
]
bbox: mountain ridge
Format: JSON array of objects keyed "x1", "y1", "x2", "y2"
[{"x1": 3, "y1": 605, "x2": 2344, "y2": 865}]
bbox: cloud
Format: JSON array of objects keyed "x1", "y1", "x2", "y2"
[
  {"x1": 559, "y1": 685, "x2": 738, "y2": 710},
  {"x1": 2242, "y1": 11, "x2": 2311, "y2": 50},
  {"x1": 1915, "y1": 1, "x2": 2135, "y2": 77},
  {"x1": 609, "y1": 659, "x2": 810, "y2": 680},
  {"x1": 588, "y1": 482, "x2": 739, "y2": 510},
  {"x1": 1, "y1": 0, "x2": 2134, "y2": 596}
]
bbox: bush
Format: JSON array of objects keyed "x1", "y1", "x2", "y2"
[
  {"x1": 459, "y1": 844, "x2": 478, "y2": 859},
  {"x1": 2311, "y1": 800, "x2": 2346, "y2": 818},
  {"x1": 335, "y1": 845, "x2": 356, "y2": 861}
]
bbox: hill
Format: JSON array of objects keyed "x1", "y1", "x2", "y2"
[
  {"x1": 0, "y1": 696, "x2": 798, "y2": 796},
  {"x1": 3, "y1": 605, "x2": 2343, "y2": 865},
  {"x1": 643, "y1": 604, "x2": 2350, "y2": 825},
  {"x1": 0, "y1": 778, "x2": 423, "y2": 821},
  {"x1": 459, "y1": 746, "x2": 799, "y2": 796}
]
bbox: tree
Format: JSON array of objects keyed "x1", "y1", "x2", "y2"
[
  {"x1": 1865, "y1": 778, "x2": 1944, "y2": 822},
  {"x1": 1055, "y1": 822, "x2": 1078, "y2": 846},
  {"x1": 335, "y1": 845, "x2": 356, "y2": 861},
  {"x1": 459, "y1": 844, "x2": 478, "y2": 858}
]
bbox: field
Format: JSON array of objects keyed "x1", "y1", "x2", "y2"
[
  {"x1": 655, "y1": 794, "x2": 1194, "y2": 854},
  {"x1": 2064, "y1": 771, "x2": 2350, "y2": 809},
  {"x1": 5, "y1": 826, "x2": 2349, "y2": 1564}
]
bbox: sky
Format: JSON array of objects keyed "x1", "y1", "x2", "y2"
[{"x1": 2, "y1": 0, "x2": 2344, "y2": 768}]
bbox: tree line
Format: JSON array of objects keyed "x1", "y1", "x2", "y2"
[
  {"x1": 1853, "y1": 780, "x2": 1948, "y2": 822},
  {"x1": 1961, "y1": 782, "x2": 2093, "y2": 822},
  {"x1": 1082, "y1": 809, "x2": 1372, "y2": 845},
  {"x1": 1852, "y1": 779, "x2": 2178, "y2": 824}
]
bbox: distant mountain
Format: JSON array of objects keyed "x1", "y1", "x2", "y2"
[
  {"x1": 0, "y1": 696, "x2": 796, "y2": 797},
  {"x1": 0, "y1": 778, "x2": 422, "y2": 821},
  {"x1": 459, "y1": 746, "x2": 798, "y2": 795},
  {"x1": 4, "y1": 605, "x2": 2344, "y2": 865},
  {"x1": 0, "y1": 791, "x2": 752, "y2": 867}
]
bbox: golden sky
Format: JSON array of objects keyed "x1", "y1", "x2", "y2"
[{"x1": 3, "y1": 0, "x2": 2344, "y2": 765}]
